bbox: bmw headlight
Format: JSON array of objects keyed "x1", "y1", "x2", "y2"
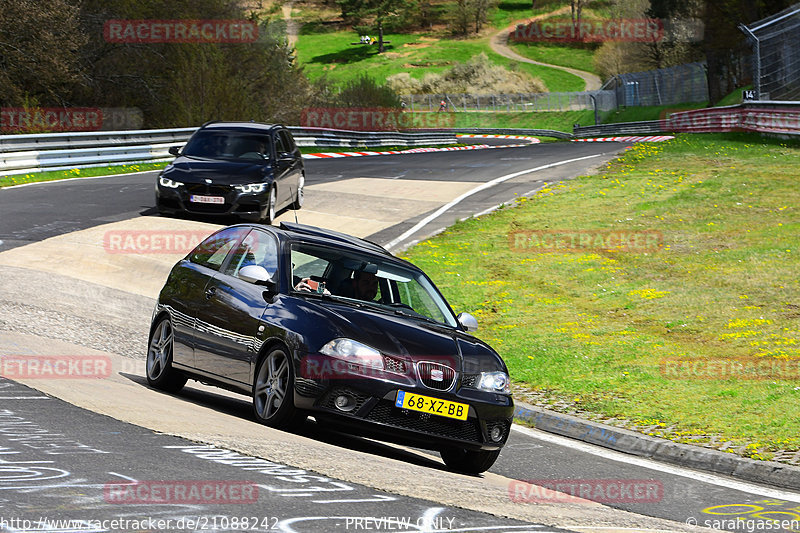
[
  {"x1": 233, "y1": 183, "x2": 267, "y2": 194},
  {"x1": 159, "y1": 176, "x2": 182, "y2": 188},
  {"x1": 476, "y1": 371, "x2": 511, "y2": 394},
  {"x1": 320, "y1": 338, "x2": 384, "y2": 370}
]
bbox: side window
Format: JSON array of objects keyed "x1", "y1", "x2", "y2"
[
  {"x1": 189, "y1": 227, "x2": 248, "y2": 271},
  {"x1": 223, "y1": 229, "x2": 279, "y2": 280},
  {"x1": 274, "y1": 133, "x2": 287, "y2": 156},
  {"x1": 279, "y1": 130, "x2": 296, "y2": 153}
]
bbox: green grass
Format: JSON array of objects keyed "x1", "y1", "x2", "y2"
[
  {"x1": 403, "y1": 133, "x2": 800, "y2": 458},
  {"x1": 0, "y1": 162, "x2": 168, "y2": 188},
  {"x1": 295, "y1": 31, "x2": 585, "y2": 92},
  {"x1": 488, "y1": 0, "x2": 565, "y2": 29},
  {"x1": 508, "y1": 42, "x2": 598, "y2": 74},
  {"x1": 450, "y1": 110, "x2": 592, "y2": 131}
]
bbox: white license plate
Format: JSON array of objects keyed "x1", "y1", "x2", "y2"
[{"x1": 189, "y1": 195, "x2": 225, "y2": 204}]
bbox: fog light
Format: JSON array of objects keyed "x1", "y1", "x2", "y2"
[
  {"x1": 490, "y1": 426, "x2": 504, "y2": 442},
  {"x1": 334, "y1": 394, "x2": 356, "y2": 412}
]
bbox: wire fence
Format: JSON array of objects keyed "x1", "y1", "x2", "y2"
[
  {"x1": 741, "y1": 3, "x2": 800, "y2": 101},
  {"x1": 399, "y1": 90, "x2": 618, "y2": 113},
  {"x1": 603, "y1": 62, "x2": 709, "y2": 107}
]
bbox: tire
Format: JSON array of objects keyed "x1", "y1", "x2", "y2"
[
  {"x1": 292, "y1": 173, "x2": 305, "y2": 210},
  {"x1": 261, "y1": 186, "x2": 277, "y2": 225},
  {"x1": 253, "y1": 346, "x2": 298, "y2": 428},
  {"x1": 146, "y1": 318, "x2": 187, "y2": 392},
  {"x1": 440, "y1": 447, "x2": 500, "y2": 475}
]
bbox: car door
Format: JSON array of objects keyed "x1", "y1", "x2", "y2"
[
  {"x1": 279, "y1": 129, "x2": 303, "y2": 205},
  {"x1": 159, "y1": 226, "x2": 249, "y2": 369},
  {"x1": 193, "y1": 228, "x2": 280, "y2": 385}
]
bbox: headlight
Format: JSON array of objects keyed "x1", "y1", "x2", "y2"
[
  {"x1": 320, "y1": 338, "x2": 383, "y2": 370},
  {"x1": 476, "y1": 371, "x2": 511, "y2": 394},
  {"x1": 233, "y1": 183, "x2": 267, "y2": 193},
  {"x1": 159, "y1": 176, "x2": 182, "y2": 188}
]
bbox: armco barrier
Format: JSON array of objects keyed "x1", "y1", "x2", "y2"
[
  {"x1": 0, "y1": 127, "x2": 459, "y2": 176},
  {"x1": 574, "y1": 101, "x2": 800, "y2": 138}
]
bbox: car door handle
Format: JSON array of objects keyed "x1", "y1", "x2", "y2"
[{"x1": 205, "y1": 287, "x2": 217, "y2": 300}]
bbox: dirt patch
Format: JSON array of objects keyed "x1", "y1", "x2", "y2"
[{"x1": 385, "y1": 51, "x2": 413, "y2": 58}]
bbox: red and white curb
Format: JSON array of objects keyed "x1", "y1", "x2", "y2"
[
  {"x1": 572, "y1": 135, "x2": 674, "y2": 143},
  {"x1": 302, "y1": 138, "x2": 536, "y2": 159}
]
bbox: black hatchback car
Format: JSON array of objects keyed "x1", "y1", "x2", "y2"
[
  {"x1": 155, "y1": 122, "x2": 304, "y2": 224},
  {"x1": 147, "y1": 222, "x2": 513, "y2": 474}
]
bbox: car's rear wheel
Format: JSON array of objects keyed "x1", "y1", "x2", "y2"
[
  {"x1": 146, "y1": 318, "x2": 187, "y2": 392},
  {"x1": 253, "y1": 346, "x2": 298, "y2": 428},
  {"x1": 261, "y1": 186, "x2": 277, "y2": 225},
  {"x1": 292, "y1": 173, "x2": 305, "y2": 210},
  {"x1": 440, "y1": 447, "x2": 500, "y2": 475}
]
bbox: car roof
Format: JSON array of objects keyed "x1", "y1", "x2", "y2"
[
  {"x1": 199, "y1": 121, "x2": 282, "y2": 133},
  {"x1": 277, "y1": 222, "x2": 392, "y2": 256}
]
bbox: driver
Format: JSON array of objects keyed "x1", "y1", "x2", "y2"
[{"x1": 340, "y1": 270, "x2": 378, "y2": 301}]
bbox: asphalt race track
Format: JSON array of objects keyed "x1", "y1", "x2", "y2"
[{"x1": 1, "y1": 141, "x2": 800, "y2": 533}]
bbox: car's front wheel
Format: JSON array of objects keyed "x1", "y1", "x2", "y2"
[
  {"x1": 292, "y1": 173, "x2": 304, "y2": 210},
  {"x1": 260, "y1": 186, "x2": 277, "y2": 225},
  {"x1": 253, "y1": 346, "x2": 298, "y2": 428},
  {"x1": 146, "y1": 318, "x2": 187, "y2": 392},
  {"x1": 440, "y1": 447, "x2": 500, "y2": 475}
]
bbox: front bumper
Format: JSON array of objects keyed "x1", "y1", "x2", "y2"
[
  {"x1": 156, "y1": 183, "x2": 268, "y2": 219},
  {"x1": 294, "y1": 370, "x2": 514, "y2": 452}
]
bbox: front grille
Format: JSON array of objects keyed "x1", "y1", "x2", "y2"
[
  {"x1": 383, "y1": 355, "x2": 410, "y2": 375},
  {"x1": 461, "y1": 374, "x2": 479, "y2": 388},
  {"x1": 366, "y1": 401, "x2": 481, "y2": 443},
  {"x1": 417, "y1": 361, "x2": 455, "y2": 391}
]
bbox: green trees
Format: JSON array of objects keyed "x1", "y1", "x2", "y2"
[{"x1": 1, "y1": 0, "x2": 311, "y2": 127}]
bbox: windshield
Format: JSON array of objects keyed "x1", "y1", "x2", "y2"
[
  {"x1": 290, "y1": 243, "x2": 458, "y2": 328},
  {"x1": 182, "y1": 130, "x2": 272, "y2": 161}
]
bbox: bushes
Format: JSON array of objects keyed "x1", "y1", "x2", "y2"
[{"x1": 387, "y1": 53, "x2": 546, "y2": 94}]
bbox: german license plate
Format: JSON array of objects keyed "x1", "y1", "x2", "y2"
[
  {"x1": 395, "y1": 391, "x2": 468, "y2": 420},
  {"x1": 189, "y1": 195, "x2": 224, "y2": 204}
]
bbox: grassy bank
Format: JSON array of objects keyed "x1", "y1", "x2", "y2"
[
  {"x1": 403, "y1": 133, "x2": 800, "y2": 458},
  {"x1": 294, "y1": 31, "x2": 585, "y2": 92},
  {"x1": 0, "y1": 163, "x2": 168, "y2": 188}
]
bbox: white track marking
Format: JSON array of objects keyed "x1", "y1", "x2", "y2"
[
  {"x1": 511, "y1": 424, "x2": 800, "y2": 502},
  {"x1": 385, "y1": 153, "x2": 606, "y2": 250}
]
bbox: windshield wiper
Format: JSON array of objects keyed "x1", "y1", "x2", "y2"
[{"x1": 390, "y1": 307, "x2": 440, "y2": 325}]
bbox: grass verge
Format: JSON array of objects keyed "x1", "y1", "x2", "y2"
[
  {"x1": 402, "y1": 133, "x2": 800, "y2": 459},
  {"x1": 0, "y1": 162, "x2": 168, "y2": 188}
]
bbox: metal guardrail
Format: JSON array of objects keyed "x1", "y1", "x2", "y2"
[
  {"x1": 574, "y1": 101, "x2": 800, "y2": 138},
  {"x1": 573, "y1": 121, "x2": 663, "y2": 137},
  {"x1": 0, "y1": 127, "x2": 463, "y2": 176},
  {"x1": 416, "y1": 127, "x2": 574, "y2": 140}
]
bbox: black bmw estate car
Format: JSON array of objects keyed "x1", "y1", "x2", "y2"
[
  {"x1": 147, "y1": 222, "x2": 513, "y2": 473},
  {"x1": 156, "y1": 122, "x2": 304, "y2": 224}
]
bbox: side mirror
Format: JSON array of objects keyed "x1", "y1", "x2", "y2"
[
  {"x1": 238, "y1": 265, "x2": 274, "y2": 285},
  {"x1": 457, "y1": 312, "x2": 478, "y2": 332},
  {"x1": 168, "y1": 146, "x2": 182, "y2": 156}
]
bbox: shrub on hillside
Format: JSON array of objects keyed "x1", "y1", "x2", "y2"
[{"x1": 387, "y1": 53, "x2": 545, "y2": 94}]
